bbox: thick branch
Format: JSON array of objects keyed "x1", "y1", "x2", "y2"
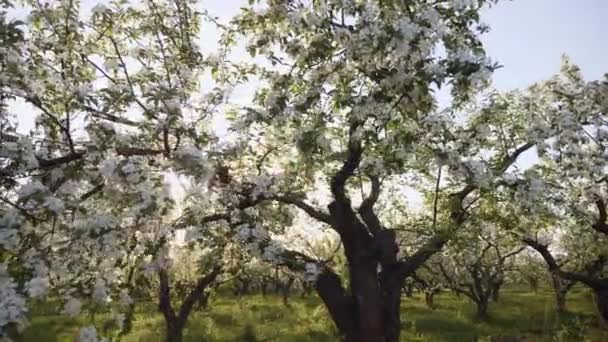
[
  {"x1": 523, "y1": 238, "x2": 605, "y2": 289},
  {"x1": 399, "y1": 235, "x2": 448, "y2": 277},
  {"x1": 177, "y1": 265, "x2": 222, "y2": 322},
  {"x1": 330, "y1": 123, "x2": 362, "y2": 202},
  {"x1": 37, "y1": 152, "x2": 85, "y2": 169},
  {"x1": 268, "y1": 195, "x2": 333, "y2": 226},
  {"x1": 592, "y1": 198, "x2": 608, "y2": 236},
  {"x1": 358, "y1": 175, "x2": 382, "y2": 236},
  {"x1": 495, "y1": 142, "x2": 534, "y2": 174},
  {"x1": 158, "y1": 269, "x2": 176, "y2": 323},
  {"x1": 314, "y1": 269, "x2": 355, "y2": 337}
]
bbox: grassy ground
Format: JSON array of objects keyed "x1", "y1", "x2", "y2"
[{"x1": 20, "y1": 286, "x2": 608, "y2": 341}]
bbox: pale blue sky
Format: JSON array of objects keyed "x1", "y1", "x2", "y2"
[{"x1": 481, "y1": 0, "x2": 607, "y2": 89}]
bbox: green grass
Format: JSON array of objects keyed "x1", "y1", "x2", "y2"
[{"x1": 19, "y1": 287, "x2": 608, "y2": 341}]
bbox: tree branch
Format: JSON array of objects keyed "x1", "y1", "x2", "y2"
[
  {"x1": 357, "y1": 175, "x2": 382, "y2": 236},
  {"x1": 523, "y1": 238, "x2": 605, "y2": 289},
  {"x1": 177, "y1": 265, "x2": 222, "y2": 322},
  {"x1": 330, "y1": 123, "x2": 362, "y2": 202},
  {"x1": 399, "y1": 235, "x2": 449, "y2": 277},
  {"x1": 269, "y1": 195, "x2": 333, "y2": 226}
]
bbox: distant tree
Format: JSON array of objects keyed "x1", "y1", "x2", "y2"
[{"x1": 429, "y1": 223, "x2": 523, "y2": 320}]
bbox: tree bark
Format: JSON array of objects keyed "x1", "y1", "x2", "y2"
[
  {"x1": 475, "y1": 300, "x2": 489, "y2": 321},
  {"x1": 594, "y1": 288, "x2": 608, "y2": 329},
  {"x1": 551, "y1": 274, "x2": 569, "y2": 314},
  {"x1": 491, "y1": 281, "x2": 501, "y2": 302},
  {"x1": 425, "y1": 291, "x2": 437, "y2": 310},
  {"x1": 282, "y1": 276, "x2": 295, "y2": 307},
  {"x1": 165, "y1": 320, "x2": 184, "y2": 342}
]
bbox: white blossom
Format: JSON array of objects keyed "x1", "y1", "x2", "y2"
[
  {"x1": 0, "y1": 265, "x2": 28, "y2": 336},
  {"x1": 78, "y1": 325, "x2": 108, "y2": 342},
  {"x1": 44, "y1": 196, "x2": 65, "y2": 215},
  {"x1": 26, "y1": 277, "x2": 49, "y2": 298},
  {"x1": 62, "y1": 297, "x2": 82, "y2": 316},
  {"x1": 99, "y1": 158, "x2": 117, "y2": 178},
  {"x1": 93, "y1": 278, "x2": 110, "y2": 303}
]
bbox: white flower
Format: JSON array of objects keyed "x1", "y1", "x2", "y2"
[
  {"x1": 236, "y1": 224, "x2": 251, "y2": 241},
  {"x1": 0, "y1": 266, "x2": 28, "y2": 335},
  {"x1": 99, "y1": 158, "x2": 117, "y2": 178},
  {"x1": 113, "y1": 312, "x2": 126, "y2": 330},
  {"x1": 93, "y1": 278, "x2": 110, "y2": 303},
  {"x1": 62, "y1": 297, "x2": 82, "y2": 316},
  {"x1": 59, "y1": 180, "x2": 80, "y2": 195},
  {"x1": 17, "y1": 181, "x2": 46, "y2": 199},
  {"x1": 0, "y1": 210, "x2": 21, "y2": 250},
  {"x1": 501, "y1": 173, "x2": 518, "y2": 185},
  {"x1": 164, "y1": 98, "x2": 181, "y2": 113},
  {"x1": 121, "y1": 162, "x2": 137, "y2": 175},
  {"x1": 44, "y1": 196, "x2": 65, "y2": 215},
  {"x1": 119, "y1": 290, "x2": 133, "y2": 307},
  {"x1": 262, "y1": 242, "x2": 283, "y2": 263},
  {"x1": 91, "y1": 4, "x2": 107, "y2": 15},
  {"x1": 76, "y1": 84, "x2": 92, "y2": 98},
  {"x1": 79, "y1": 325, "x2": 101, "y2": 342},
  {"x1": 451, "y1": 0, "x2": 476, "y2": 11},
  {"x1": 26, "y1": 277, "x2": 48, "y2": 298}
]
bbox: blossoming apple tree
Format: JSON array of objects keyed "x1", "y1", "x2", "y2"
[{"x1": 225, "y1": 0, "x2": 558, "y2": 340}]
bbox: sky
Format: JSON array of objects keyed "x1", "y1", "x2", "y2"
[{"x1": 480, "y1": 0, "x2": 607, "y2": 90}]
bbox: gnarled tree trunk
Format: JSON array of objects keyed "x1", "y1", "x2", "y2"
[{"x1": 157, "y1": 266, "x2": 222, "y2": 342}]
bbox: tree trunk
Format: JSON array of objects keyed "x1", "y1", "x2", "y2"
[
  {"x1": 475, "y1": 300, "x2": 489, "y2": 321},
  {"x1": 165, "y1": 320, "x2": 184, "y2": 342},
  {"x1": 491, "y1": 281, "x2": 502, "y2": 302},
  {"x1": 528, "y1": 277, "x2": 539, "y2": 293},
  {"x1": 425, "y1": 291, "x2": 436, "y2": 310},
  {"x1": 282, "y1": 277, "x2": 295, "y2": 307},
  {"x1": 551, "y1": 275, "x2": 571, "y2": 314},
  {"x1": 314, "y1": 255, "x2": 407, "y2": 342},
  {"x1": 555, "y1": 289, "x2": 567, "y2": 313},
  {"x1": 308, "y1": 168, "x2": 447, "y2": 342},
  {"x1": 403, "y1": 283, "x2": 414, "y2": 298},
  {"x1": 593, "y1": 288, "x2": 608, "y2": 329}
]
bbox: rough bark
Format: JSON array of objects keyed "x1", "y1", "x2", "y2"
[
  {"x1": 475, "y1": 300, "x2": 489, "y2": 321},
  {"x1": 551, "y1": 274, "x2": 574, "y2": 314},
  {"x1": 424, "y1": 291, "x2": 437, "y2": 310},
  {"x1": 594, "y1": 288, "x2": 608, "y2": 329},
  {"x1": 491, "y1": 281, "x2": 502, "y2": 302},
  {"x1": 165, "y1": 321, "x2": 184, "y2": 342}
]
